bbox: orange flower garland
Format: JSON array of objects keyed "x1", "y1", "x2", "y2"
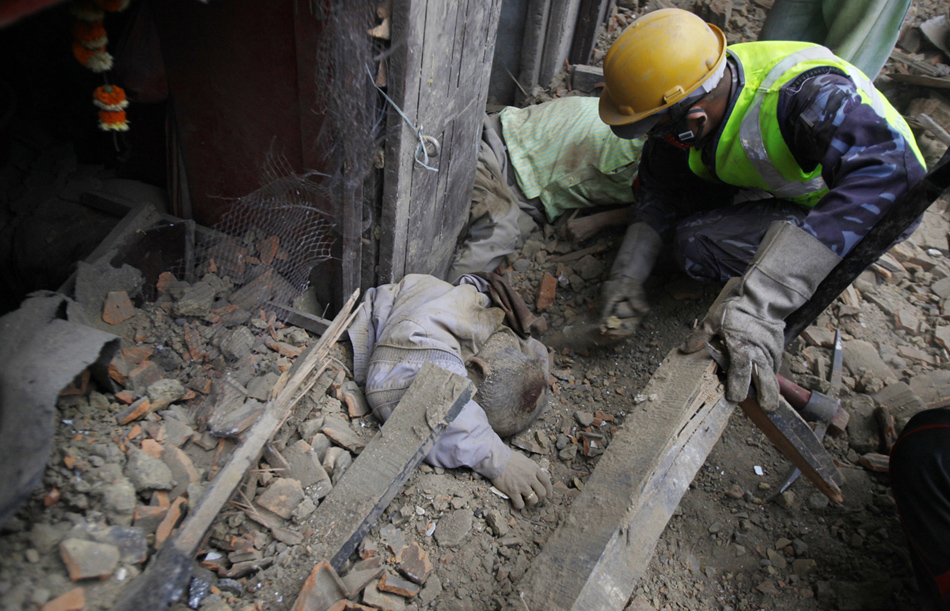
[
  {"x1": 93, "y1": 85, "x2": 129, "y2": 131},
  {"x1": 69, "y1": 0, "x2": 104, "y2": 21},
  {"x1": 71, "y1": 19, "x2": 107, "y2": 48},
  {"x1": 72, "y1": 41, "x2": 113, "y2": 73}
]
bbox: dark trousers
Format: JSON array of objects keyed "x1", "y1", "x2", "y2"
[{"x1": 891, "y1": 408, "x2": 950, "y2": 610}]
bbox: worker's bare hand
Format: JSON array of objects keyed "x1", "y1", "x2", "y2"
[{"x1": 492, "y1": 451, "x2": 553, "y2": 510}]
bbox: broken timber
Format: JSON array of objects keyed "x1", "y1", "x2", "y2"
[
  {"x1": 112, "y1": 289, "x2": 361, "y2": 611},
  {"x1": 290, "y1": 362, "x2": 474, "y2": 610},
  {"x1": 517, "y1": 348, "x2": 731, "y2": 610}
]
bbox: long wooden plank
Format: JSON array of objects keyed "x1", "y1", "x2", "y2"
[
  {"x1": 516, "y1": 348, "x2": 725, "y2": 610},
  {"x1": 297, "y1": 361, "x2": 474, "y2": 575},
  {"x1": 112, "y1": 289, "x2": 361, "y2": 611}
]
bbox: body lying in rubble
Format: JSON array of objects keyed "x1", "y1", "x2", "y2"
[
  {"x1": 447, "y1": 95, "x2": 646, "y2": 282},
  {"x1": 348, "y1": 273, "x2": 554, "y2": 509},
  {"x1": 596, "y1": 8, "x2": 927, "y2": 412}
]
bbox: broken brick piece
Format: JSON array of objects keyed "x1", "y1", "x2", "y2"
[
  {"x1": 115, "y1": 390, "x2": 135, "y2": 405},
  {"x1": 133, "y1": 505, "x2": 168, "y2": 535},
  {"x1": 256, "y1": 478, "x2": 304, "y2": 519},
  {"x1": 109, "y1": 353, "x2": 132, "y2": 387},
  {"x1": 41, "y1": 587, "x2": 85, "y2": 611},
  {"x1": 536, "y1": 273, "x2": 557, "y2": 311},
  {"x1": 291, "y1": 561, "x2": 347, "y2": 611},
  {"x1": 122, "y1": 344, "x2": 155, "y2": 365},
  {"x1": 155, "y1": 497, "x2": 186, "y2": 549},
  {"x1": 117, "y1": 398, "x2": 151, "y2": 426},
  {"x1": 264, "y1": 336, "x2": 302, "y2": 359},
  {"x1": 378, "y1": 572, "x2": 420, "y2": 598},
  {"x1": 258, "y1": 235, "x2": 280, "y2": 266},
  {"x1": 103, "y1": 291, "x2": 136, "y2": 324},
  {"x1": 396, "y1": 542, "x2": 433, "y2": 585},
  {"x1": 129, "y1": 361, "x2": 163, "y2": 392},
  {"x1": 141, "y1": 438, "x2": 163, "y2": 459},
  {"x1": 60, "y1": 539, "x2": 119, "y2": 581},
  {"x1": 156, "y1": 271, "x2": 177, "y2": 293}
]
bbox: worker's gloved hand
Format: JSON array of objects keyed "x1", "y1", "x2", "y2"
[
  {"x1": 599, "y1": 223, "x2": 663, "y2": 339},
  {"x1": 491, "y1": 451, "x2": 553, "y2": 510},
  {"x1": 682, "y1": 222, "x2": 841, "y2": 411}
]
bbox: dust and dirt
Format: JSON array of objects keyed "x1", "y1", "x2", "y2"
[{"x1": 2, "y1": 1, "x2": 950, "y2": 610}]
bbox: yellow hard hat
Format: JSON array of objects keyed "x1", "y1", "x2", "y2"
[{"x1": 599, "y1": 8, "x2": 727, "y2": 128}]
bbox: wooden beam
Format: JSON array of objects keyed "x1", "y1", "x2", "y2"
[
  {"x1": 112, "y1": 289, "x2": 361, "y2": 611},
  {"x1": 295, "y1": 362, "x2": 474, "y2": 581},
  {"x1": 263, "y1": 301, "x2": 331, "y2": 336},
  {"x1": 516, "y1": 348, "x2": 729, "y2": 610}
]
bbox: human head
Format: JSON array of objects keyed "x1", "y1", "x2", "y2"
[
  {"x1": 466, "y1": 331, "x2": 549, "y2": 438},
  {"x1": 599, "y1": 8, "x2": 727, "y2": 143}
]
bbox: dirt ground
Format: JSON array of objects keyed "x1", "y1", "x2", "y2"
[{"x1": 2, "y1": 1, "x2": 950, "y2": 610}]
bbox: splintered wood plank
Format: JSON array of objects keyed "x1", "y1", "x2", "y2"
[
  {"x1": 297, "y1": 362, "x2": 474, "y2": 575},
  {"x1": 517, "y1": 349, "x2": 729, "y2": 610}
]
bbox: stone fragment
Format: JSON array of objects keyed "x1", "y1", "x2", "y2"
[
  {"x1": 898, "y1": 344, "x2": 935, "y2": 365},
  {"x1": 842, "y1": 340, "x2": 897, "y2": 387},
  {"x1": 292, "y1": 561, "x2": 347, "y2": 611},
  {"x1": 378, "y1": 572, "x2": 420, "y2": 599},
  {"x1": 536, "y1": 273, "x2": 557, "y2": 311},
  {"x1": 147, "y1": 378, "x2": 187, "y2": 409},
  {"x1": 343, "y1": 382, "x2": 371, "y2": 418},
  {"x1": 801, "y1": 325, "x2": 835, "y2": 348},
  {"x1": 117, "y1": 398, "x2": 151, "y2": 425},
  {"x1": 163, "y1": 415, "x2": 196, "y2": 447},
  {"x1": 323, "y1": 415, "x2": 366, "y2": 454},
  {"x1": 574, "y1": 254, "x2": 604, "y2": 280},
  {"x1": 41, "y1": 587, "x2": 85, "y2": 611},
  {"x1": 284, "y1": 440, "x2": 332, "y2": 491},
  {"x1": 66, "y1": 522, "x2": 147, "y2": 564},
  {"x1": 766, "y1": 548, "x2": 787, "y2": 570},
  {"x1": 362, "y1": 581, "x2": 406, "y2": 610},
  {"x1": 433, "y1": 509, "x2": 472, "y2": 548},
  {"x1": 397, "y1": 542, "x2": 433, "y2": 585},
  {"x1": 133, "y1": 505, "x2": 168, "y2": 534},
  {"x1": 894, "y1": 309, "x2": 920, "y2": 333},
  {"x1": 125, "y1": 447, "x2": 174, "y2": 491},
  {"x1": 246, "y1": 372, "x2": 280, "y2": 401},
  {"x1": 574, "y1": 411, "x2": 594, "y2": 427},
  {"x1": 486, "y1": 510, "x2": 509, "y2": 537},
  {"x1": 265, "y1": 336, "x2": 302, "y2": 358},
  {"x1": 221, "y1": 327, "x2": 256, "y2": 361},
  {"x1": 341, "y1": 564, "x2": 384, "y2": 599},
  {"x1": 103, "y1": 291, "x2": 135, "y2": 324},
  {"x1": 101, "y1": 478, "x2": 137, "y2": 526},
  {"x1": 910, "y1": 370, "x2": 950, "y2": 409},
  {"x1": 60, "y1": 538, "x2": 119, "y2": 580},
  {"x1": 162, "y1": 445, "x2": 201, "y2": 500},
  {"x1": 129, "y1": 360, "x2": 164, "y2": 393},
  {"x1": 208, "y1": 399, "x2": 265, "y2": 438},
  {"x1": 174, "y1": 281, "x2": 215, "y2": 317},
  {"x1": 257, "y1": 478, "x2": 304, "y2": 519}
]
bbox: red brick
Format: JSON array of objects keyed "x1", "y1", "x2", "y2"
[
  {"x1": 42, "y1": 587, "x2": 85, "y2": 611},
  {"x1": 117, "y1": 398, "x2": 151, "y2": 426},
  {"x1": 156, "y1": 271, "x2": 177, "y2": 293},
  {"x1": 128, "y1": 361, "x2": 163, "y2": 391},
  {"x1": 121, "y1": 345, "x2": 155, "y2": 365},
  {"x1": 259, "y1": 235, "x2": 280, "y2": 266},
  {"x1": 536, "y1": 273, "x2": 557, "y2": 311},
  {"x1": 103, "y1": 291, "x2": 135, "y2": 324}
]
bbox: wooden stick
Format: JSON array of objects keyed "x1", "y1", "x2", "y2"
[{"x1": 112, "y1": 289, "x2": 361, "y2": 611}]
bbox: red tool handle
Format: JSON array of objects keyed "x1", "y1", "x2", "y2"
[{"x1": 777, "y1": 374, "x2": 811, "y2": 410}]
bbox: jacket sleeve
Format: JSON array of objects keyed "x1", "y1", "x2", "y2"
[
  {"x1": 425, "y1": 399, "x2": 511, "y2": 479},
  {"x1": 632, "y1": 136, "x2": 738, "y2": 240},
  {"x1": 779, "y1": 71, "x2": 927, "y2": 256}
]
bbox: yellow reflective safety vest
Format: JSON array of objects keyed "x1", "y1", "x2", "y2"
[{"x1": 688, "y1": 41, "x2": 924, "y2": 207}]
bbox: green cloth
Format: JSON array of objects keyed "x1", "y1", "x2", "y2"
[{"x1": 500, "y1": 97, "x2": 645, "y2": 223}]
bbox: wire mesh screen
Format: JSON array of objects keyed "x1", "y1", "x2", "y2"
[{"x1": 194, "y1": 0, "x2": 382, "y2": 319}]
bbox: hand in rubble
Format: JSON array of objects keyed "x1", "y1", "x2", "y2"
[
  {"x1": 599, "y1": 277, "x2": 650, "y2": 339},
  {"x1": 491, "y1": 451, "x2": 553, "y2": 510}
]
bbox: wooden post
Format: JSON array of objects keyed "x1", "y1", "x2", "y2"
[{"x1": 516, "y1": 349, "x2": 731, "y2": 610}]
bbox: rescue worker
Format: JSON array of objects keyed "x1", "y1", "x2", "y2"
[
  {"x1": 348, "y1": 273, "x2": 554, "y2": 510},
  {"x1": 890, "y1": 407, "x2": 950, "y2": 609},
  {"x1": 597, "y1": 8, "x2": 926, "y2": 410}
]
